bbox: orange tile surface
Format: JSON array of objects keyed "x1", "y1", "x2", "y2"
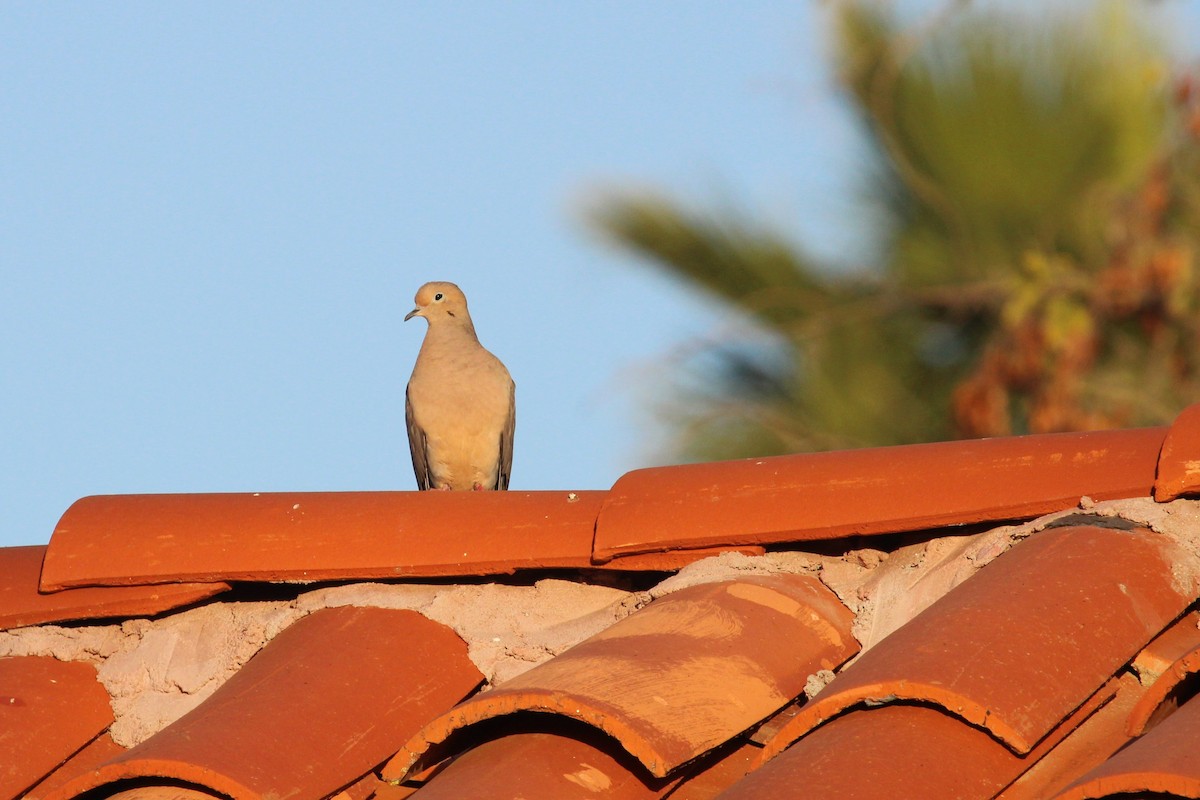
[
  {"x1": 370, "y1": 783, "x2": 417, "y2": 800},
  {"x1": 15, "y1": 411, "x2": 1200, "y2": 800},
  {"x1": 720, "y1": 705, "x2": 1021, "y2": 800},
  {"x1": 1128, "y1": 639, "x2": 1200, "y2": 737},
  {"x1": 1155, "y1": 402, "x2": 1200, "y2": 501},
  {"x1": 105, "y1": 787, "x2": 215, "y2": 800},
  {"x1": 759, "y1": 525, "x2": 1192, "y2": 759},
  {"x1": 593, "y1": 427, "x2": 1166, "y2": 560},
  {"x1": 664, "y1": 741, "x2": 759, "y2": 800},
  {"x1": 599, "y1": 545, "x2": 766, "y2": 570},
  {"x1": 1130, "y1": 610, "x2": 1200, "y2": 684},
  {"x1": 24, "y1": 734, "x2": 126, "y2": 800},
  {"x1": 385, "y1": 575, "x2": 857, "y2": 780},
  {"x1": 0, "y1": 656, "x2": 113, "y2": 800},
  {"x1": 1056, "y1": 693, "x2": 1200, "y2": 799},
  {"x1": 0, "y1": 545, "x2": 227, "y2": 630},
  {"x1": 408, "y1": 729, "x2": 674, "y2": 800},
  {"x1": 40, "y1": 491, "x2": 606, "y2": 590},
  {"x1": 42, "y1": 606, "x2": 483, "y2": 800},
  {"x1": 333, "y1": 772, "x2": 387, "y2": 800},
  {"x1": 728, "y1": 675, "x2": 1122, "y2": 800},
  {"x1": 996, "y1": 672, "x2": 1146, "y2": 800}
]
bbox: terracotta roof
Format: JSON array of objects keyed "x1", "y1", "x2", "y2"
[
  {"x1": 39, "y1": 606, "x2": 481, "y2": 800},
  {"x1": 0, "y1": 546, "x2": 228, "y2": 628},
  {"x1": 4, "y1": 404, "x2": 1200, "y2": 800},
  {"x1": 0, "y1": 656, "x2": 112, "y2": 800}
]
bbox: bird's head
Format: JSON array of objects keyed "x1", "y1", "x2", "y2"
[{"x1": 404, "y1": 281, "x2": 470, "y2": 325}]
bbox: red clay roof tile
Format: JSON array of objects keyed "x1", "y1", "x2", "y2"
[
  {"x1": 599, "y1": 545, "x2": 766, "y2": 571},
  {"x1": 719, "y1": 704, "x2": 1021, "y2": 800},
  {"x1": 726, "y1": 676, "x2": 1123, "y2": 800},
  {"x1": 995, "y1": 672, "x2": 1147, "y2": 800},
  {"x1": 593, "y1": 427, "x2": 1166, "y2": 560},
  {"x1": 1155, "y1": 402, "x2": 1200, "y2": 502},
  {"x1": 1056, "y1": 693, "x2": 1200, "y2": 799},
  {"x1": 664, "y1": 740, "x2": 759, "y2": 800},
  {"x1": 1131, "y1": 610, "x2": 1200, "y2": 685},
  {"x1": 405, "y1": 723, "x2": 759, "y2": 799},
  {"x1": 24, "y1": 733, "x2": 125, "y2": 800},
  {"x1": 0, "y1": 546, "x2": 227, "y2": 630},
  {"x1": 1127, "y1": 634, "x2": 1200, "y2": 737},
  {"x1": 403, "y1": 729, "x2": 674, "y2": 800},
  {"x1": 369, "y1": 782, "x2": 417, "y2": 800},
  {"x1": 0, "y1": 656, "x2": 113, "y2": 800},
  {"x1": 41, "y1": 606, "x2": 483, "y2": 800},
  {"x1": 759, "y1": 524, "x2": 1194, "y2": 759},
  {"x1": 384, "y1": 574, "x2": 857, "y2": 781},
  {"x1": 104, "y1": 787, "x2": 215, "y2": 800},
  {"x1": 40, "y1": 491, "x2": 607, "y2": 590},
  {"x1": 332, "y1": 772, "x2": 388, "y2": 800}
]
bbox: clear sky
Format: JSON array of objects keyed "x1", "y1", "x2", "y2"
[
  {"x1": 2, "y1": 3, "x2": 864, "y2": 547},
  {"x1": 2, "y1": 3, "x2": 1195, "y2": 548}
]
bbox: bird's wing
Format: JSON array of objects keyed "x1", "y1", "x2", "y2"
[
  {"x1": 497, "y1": 380, "x2": 515, "y2": 490},
  {"x1": 405, "y1": 385, "x2": 433, "y2": 490}
]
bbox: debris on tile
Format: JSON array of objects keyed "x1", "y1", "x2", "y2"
[{"x1": 804, "y1": 669, "x2": 836, "y2": 699}]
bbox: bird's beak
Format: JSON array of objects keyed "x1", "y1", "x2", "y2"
[{"x1": 404, "y1": 307, "x2": 421, "y2": 322}]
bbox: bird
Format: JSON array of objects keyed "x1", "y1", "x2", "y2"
[{"x1": 403, "y1": 281, "x2": 515, "y2": 491}]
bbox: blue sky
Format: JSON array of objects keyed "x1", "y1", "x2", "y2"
[
  {"x1": 2, "y1": 3, "x2": 864, "y2": 547},
  {"x1": 2, "y1": 3, "x2": 1195, "y2": 548}
]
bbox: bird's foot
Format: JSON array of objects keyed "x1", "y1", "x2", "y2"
[{"x1": 472, "y1": 482, "x2": 484, "y2": 491}]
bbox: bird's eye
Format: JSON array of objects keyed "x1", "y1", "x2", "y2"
[{"x1": 434, "y1": 293, "x2": 444, "y2": 301}]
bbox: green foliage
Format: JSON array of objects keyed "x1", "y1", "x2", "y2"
[
  {"x1": 840, "y1": 1, "x2": 1168, "y2": 282},
  {"x1": 589, "y1": 0, "x2": 1200, "y2": 463}
]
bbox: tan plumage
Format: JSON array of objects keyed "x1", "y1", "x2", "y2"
[{"x1": 404, "y1": 281, "x2": 515, "y2": 490}]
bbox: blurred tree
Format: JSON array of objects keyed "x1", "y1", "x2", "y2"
[{"x1": 589, "y1": 0, "x2": 1200, "y2": 462}]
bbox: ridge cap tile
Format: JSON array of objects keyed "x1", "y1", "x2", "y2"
[
  {"x1": 0, "y1": 655, "x2": 113, "y2": 800},
  {"x1": 40, "y1": 491, "x2": 606, "y2": 590},
  {"x1": 0, "y1": 545, "x2": 228, "y2": 631},
  {"x1": 594, "y1": 426, "x2": 1166, "y2": 560},
  {"x1": 383, "y1": 574, "x2": 858, "y2": 780},
  {"x1": 1156, "y1": 402, "x2": 1200, "y2": 502},
  {"x1": 757, "y1": 524, "x2": 1194, "y2": 760},
  {"x1": 40, "y1": 606, "x2": 483, "y2": 800},
  {"x1": 1056, "y1": 692, "x2": 1200, "y2": 799}
]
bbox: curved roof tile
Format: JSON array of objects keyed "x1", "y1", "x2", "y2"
[
  {"x1": 726, "y1": 675, "x2": 1124, "y2": 800},
  {"x1": 1155, "y1": 402, "x2": 1200, "y2": 502},
  {"x1": 721, "y1": 704, "x2": 1021, "y2": 800},
  {"x1": 385, "y1": 574, "x2": 857, "y2": 780},
  {"x1": 1056, "y1": 693, "x2": 1200, "y2": 799},
  {"x1": 1128, "y1": 642, "x2": 1200, "y2": 737},
  {"x1": 594, "y1": 427, "x2": 1166, "y2": 560},
  {"x1": 759, "y1": 524, "x2": 1195, "y2": 759},
  {"x1": 40, "y1": 491, "x2": 606, "y2": 589},
  {"x1": 995, "y1": 672, "x2": 1147, "y2": 800},
  {"x1": 23, "y1": 734, "x2": 125, "y2": 800},
  {"x1": 42, "y1": 606, "x2": 483, "y2": 800},
  {"x1": 403, "y1": 729, "x2": 673, "y2": 800},
  {"x1": 0, "y1": 656, "x2": 113, "y2": 800},
  {"x1": 0, "y1": 546, "x2": 227, "y2": 630}
]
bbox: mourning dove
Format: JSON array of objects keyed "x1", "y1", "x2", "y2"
[{"x1": 404, "y1": 281, "x2": 515, "y2": 491}]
